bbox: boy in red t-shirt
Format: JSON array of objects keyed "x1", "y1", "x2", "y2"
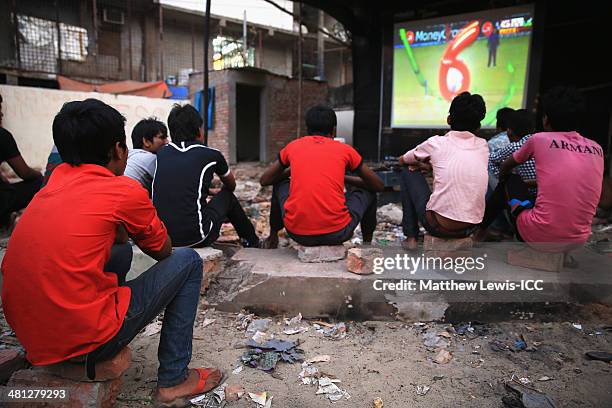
[
  {"x1": 260, "y1": 106, "x2": 384, "y2": 248},
  {"x1": 1, "y1": 99, "x2": 221, "y2": 406}
]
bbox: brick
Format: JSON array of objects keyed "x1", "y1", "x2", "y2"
[
  {"x1": 0, "y1": 348, "x2": 27, "y2": 382},
  {"x1": 507, "y1": 247, "x2": 564, "y2": 272},
  {"x1": 423, "y1": 235, "x2": 474, "y2": 252},
  {"x1": 297, "y1": 245, "x2": 347, "y2": 263},
  {"x1": 35, "y1": 347, "x2": 131, "y2": 382},
  {"x1": 346, "y1": 247, "x2": 383, "y2": 275},
  {"x1": 8, "y1": 370, "x2": 122, "y2": 408},
  {"x1": 194, "y1": 247, "x2": 224, "y2": 293}
]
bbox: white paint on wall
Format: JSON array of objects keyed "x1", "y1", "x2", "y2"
[
  {"x1": 0, "y1": 85, "x2": 187, "y2": 171},
  {"x1": 335, "y1": 109, "x2": 354, "y2": 146}
]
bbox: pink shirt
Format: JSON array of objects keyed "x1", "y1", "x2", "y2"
[
  {"x1": 403, "y1": 131, "x2": 489, "y2": 224},
  {"x1": 513, "y1": 131, "x2": 604, "y2": 246}
]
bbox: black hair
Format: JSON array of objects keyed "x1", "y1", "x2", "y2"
[
  {"x1": 448, "y1": 92, "x2": 486, "y2": 132},
  {"x1": 495, "y1": 107, "x2": 514, "y2": 130},
  {"x1": 131, "y1": 117, "x2": 168, "y2": 149},
  {"x1": 167, "y1": 104, "x2": 203, "y2": 143},
  {"x1": 541, "y1": 86, "x2": 586, "y2": 131},
  {"x1": 305, "y1": 105, "x2": 337, "y2": 136},
  {"x1": 52, "y1": 98, "x2": 126, "y2": 166},
  {"x1": 507, "y1": 109, "x2": 534, "y2": 139}
]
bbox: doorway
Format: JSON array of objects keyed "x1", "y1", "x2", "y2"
[{"x1": 236, "y1": 84, "x2": 261, "y2": 162}]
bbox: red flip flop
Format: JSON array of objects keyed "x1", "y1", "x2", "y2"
[{"x1": 155, "y1": 367, "x2": 224, "y2": 408}]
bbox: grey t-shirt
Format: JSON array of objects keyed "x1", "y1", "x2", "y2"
[{"x1": 125, "y1": 149, "x2": 157, "y2": 192}]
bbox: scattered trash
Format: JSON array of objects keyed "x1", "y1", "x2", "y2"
[
  {"x1": 247, "y1": 319, "x2": 272, "y2": 334},
  {"x1": 306, "y1": 355, "x2": 331, "y2": 364},
  {"x1": 251, "y1": 331, "x2": 272, "y2": 344},
  {"x1": 202, "y1": 318, "x2": 216, "y2": 328},
  {"x1": 432, "y1": 375, "x2": 445, "y2": 381},
  {"x1": 503, "y1": 379, "x2": 557, "y2": 408},
  {"x1": 585, "y1": 351, "x2": 612, "y2": 363},
  {"x1": 232, "y1": 365, "x2": 243, "y2": 375},
  {"x1": 490, "y1": 340, "x2": 510, "y2": 352},
  {"x1": 283, "y1": 314, "x2": 309, "y2": 335},
  {"x1": 416, "y1": 385, "x2": 431, "y2": 396},
  {"x1": 224, "y1": 384, "x2": 244, "y2": 402},
  {"x1": 373, "y1": 397, "x2": 384, "y2": 408},
  {"x1": 236, "y1": 311, "x2": 255, "y2": 330},
  {"x1": 513, "y1": 339, "x2": 527, "y2": 351},
  {"x1": 316, "y1": 376, "x2": 350, "y2": 402},
  {"x1": 518, "y1": 377, "x2": 531, "y2": 385},
  {"x1": 454, "y1": 321, "x2": 488, "y2": 337},
  {"x1": 190, "y1": 382, "x2": 226, "y2": 407},
  {"x1": 317, "y1": 322, "x2": 347, "y2": 340},
  {"x1": 423, "y1": 331, "x2": 450, "y2": 349},
  {"x1": 538, "y1": 376, "x2": 553, "y2": 382},
  {"x1": 241, "y1": 339, "x2": 304, "y2": 371},
  {"x1": 298, "y1": 364, "x2": 320, "y2": 385},
  {"x1": 572, "y1": 323, "x2": 583, "y2": 330},
  {"x1": 143, "y1": 320, "x2": 162, "y2": 336},
  {"x1": 248, "y1": 391, "x2": 273, "y2": 408},
  {"x1": 434, "y1": 349, "x2": 453, "y2": 364}
]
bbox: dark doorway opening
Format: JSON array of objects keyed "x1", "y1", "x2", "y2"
[{"x1": 236, "y1": 84, "x2": 261, "y2": 162}]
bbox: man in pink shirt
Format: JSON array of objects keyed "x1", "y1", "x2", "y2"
[
  {"x1": 489, "y1": 87, "x2": 604, "y2": 251},
  {"x1": 399, "y1": 92, "x2": 489, "y2": 249}
]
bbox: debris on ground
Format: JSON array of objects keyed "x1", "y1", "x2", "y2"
[
  {"x1": 537, "y1": 376, "x2": 553, "y2": 382},
  {"x1": 453, "y1": 321, "x2": 489, "y2": 337},
  {"x1": 235, "y1": 310, "x2": 255, "y2": 330},
  {"x1": 416, "y1": 385, "x2": 431, "y2": 396},
  {"x1": 315, "y1": 376, "x2": 351, "y2": 402},
  {"x1": 241, "y1": 339, "x2": 304, "y2": 371},
  {"x1": 283, "y1": 313, "x2": 309, "y2": 335},
  {"x1": 246, "y1": 319, "x2": 272, "y2": 334},
  {"x1": 373, "y1": 397, "x2": 384, "y2": 407},
  {"x1": 190, "y1": 382, "x2": 226, "y2": 407},
  {"x1": 423, "y1": 331, "x2": 450, "y2": 349},
  {"x1": 306, "y1": 354, "x2": 331, "y2": 364},
  {"x1": 143, "y1": 319, "x2": 162, "y2": 336},
  {"x1": 248, "y1": 391, "x2": 273, "y2": 408},
  {"x1": 202, "y1": 318, "x2": 216, "y2": 328},
  {"x1": 572, "y1": 323, "x2": 583, "y2": 330},
  {"x1": 433, "y1": 349, "x2": 453, "y2": 364},
  {"x1": 224, "y1": 384, "x2": 245, "y2": 402},
  {"x1": 315, "y1": 322, "x2": 347, "y2": 340},
  {"x1": 503, "y1": 378, "x2": 557, "y2": 408},
  {"x1": 490, "y1": 339, "x2": 511, "y2": 352}
]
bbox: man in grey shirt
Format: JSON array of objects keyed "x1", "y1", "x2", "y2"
[{"x1": 125, "y1": 118, "x2": 168, "y2": 193}]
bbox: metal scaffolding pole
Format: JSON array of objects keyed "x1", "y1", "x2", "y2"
[{"x1": 203, "y1": 0, "x2": 211, "y2": 145}]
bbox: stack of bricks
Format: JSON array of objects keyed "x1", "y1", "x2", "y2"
[{"x1": 7, "y1": 347, "x2": 131, "y2": 408}]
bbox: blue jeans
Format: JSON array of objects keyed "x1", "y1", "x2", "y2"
[
  {"x1": 90, "y1": 245, "x2": 203, "y2": 387},
  {"x1": 399, "y1": 169, "x2": 430, "y2": 238}
]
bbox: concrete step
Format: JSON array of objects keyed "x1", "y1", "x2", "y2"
[{"x1": 205, "y1": 243, "x2": 612, "y2": 322}]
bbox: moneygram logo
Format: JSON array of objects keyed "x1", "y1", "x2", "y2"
[{"x1": 372, "y1": 254, "x2": 487, "y2": 275}]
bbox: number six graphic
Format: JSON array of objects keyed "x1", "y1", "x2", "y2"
[{"x1": 438, "y1": 21, "x2": 480, "y2": 101}]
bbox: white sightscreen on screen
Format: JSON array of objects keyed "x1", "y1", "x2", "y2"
[{"x1": 391, "y1": 5, "x2": 534, "y2": 128}]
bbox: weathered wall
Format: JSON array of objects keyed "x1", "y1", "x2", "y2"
[{"x1": 0, "y1": 85, "x2": 187, "y2": 170}]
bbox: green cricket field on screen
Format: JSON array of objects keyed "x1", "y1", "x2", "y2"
[{"x1": 392, "y1": 5, "x2": 534, "y2": 128}]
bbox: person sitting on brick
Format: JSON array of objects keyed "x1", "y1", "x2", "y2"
[
  {"x1": 0, "y1": 92, "x2": 43, "y2": 229},
  {"x1": 398, "y1": 92, "x2": 489, "y2": 249},
  {"x1": 1, "y1": 99, "x2": 222, "y2": 406},
  {"x1": 476, "y1": 108, "x2": 537, "y2": 240},
  {"x1": 153, "y1": 103, "x2": 260, "y2": 248},
  {"x1": 483, "y1": 86, "x2": 604, "y2": 251},
  {"x1": 260, "y1": 105, "x2": 384, "y2": 248},
  {"x1": 125, "y1": 117, "x2": 169, "y2": 194}
]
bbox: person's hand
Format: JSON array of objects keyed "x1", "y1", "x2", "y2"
[
  {"x1": 409, "y1": 160, "x2": 432, "y2": 174},
  {"x1": 208, "y1": 187, "x2": 221, "y2": 195}
]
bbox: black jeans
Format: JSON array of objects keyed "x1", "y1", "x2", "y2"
[
  {"x1": 88, "y1": 244, "x2": 203, "y2": 387},
  {"x1": 196, "y1": 189, "x2": 258, "y2": 247},
  {"x1": 400, "y1": 169, "x2": 476, "y2": 239},
  {"x1": 480, "y1": 174, "x2": 535, "y2": 239},
  {"x1": 269, "y1": 179, "x2": 377, "y2": 246},
  {"x1": 0, "y1": 175, "x2": 43, "y2": 227}
]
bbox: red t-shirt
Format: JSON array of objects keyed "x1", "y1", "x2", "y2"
[
  {"x1": 1, "y1": 164, "x2": 167, "y2": 365},
  {"x1": 279, "y1": 136, "x2": 363, "y2": 235}
]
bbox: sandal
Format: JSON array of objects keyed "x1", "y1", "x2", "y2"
[{"x1": 154, "y1": 367, "x2": 224, "y2": 408}]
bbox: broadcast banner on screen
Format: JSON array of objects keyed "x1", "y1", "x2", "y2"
[{"x1": 392, "y1": 5, "x2": 534, "y2": 128}]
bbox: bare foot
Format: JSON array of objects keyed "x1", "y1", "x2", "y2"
[
  {"x1": 261, "y1": 234, "x2": 279, "y2": 249},
  {"x1": 155, "y1": 368, "x2": 222, "y2": 404},
  {"x1": 401, "y1": 237, "x2": 418, "y2": 250}
]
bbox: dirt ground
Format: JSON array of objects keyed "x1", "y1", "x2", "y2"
[{"x1": 110, "y1": 307, "x2": 612, "y2": 408}]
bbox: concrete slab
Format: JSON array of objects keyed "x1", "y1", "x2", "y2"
[{"x1": 207, "y1": 243, "x2": 612, "y2": 321}]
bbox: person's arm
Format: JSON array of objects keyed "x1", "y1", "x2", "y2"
[
  {"x1": 115, "y1": 224, "x2": 129, "y2": 244},
  {"x1": 345, "y1": 165, "x2": 385, "y2": 192},
  {"x1": 6, "y1": 155, "x2": 41, "y2": 181},
  {"x1": 140, "y1": 234, "x2": 172, "y2": 261},
  {"x1": 499, "y1": 155, "x2": 520, "y2": 181},
  {"x1": 260, "y1": 160, "x2": 289, "y2": 186},
  {"x1": 501, "y1": 137, "x2": 535, "y2": 181},
  {"x1": 219, "y1": 171, "x2": 236, "y2": 192}
]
